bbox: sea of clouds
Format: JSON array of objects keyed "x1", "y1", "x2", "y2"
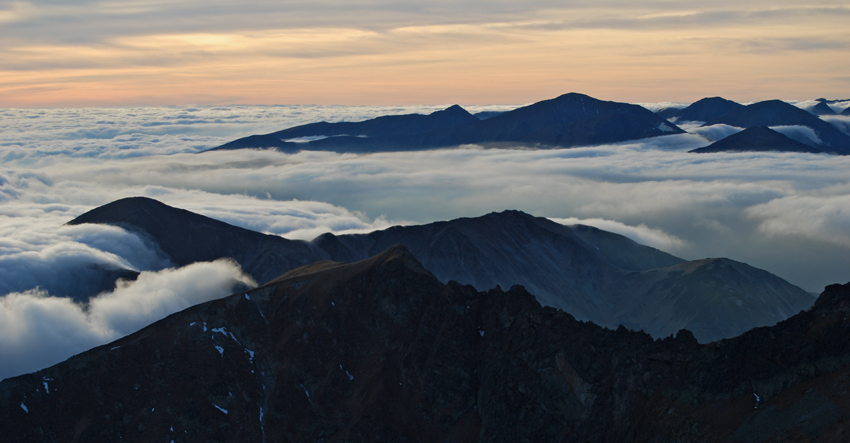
[{"x1": 1, "y1": 101, "x2": 849, "y2": 379}]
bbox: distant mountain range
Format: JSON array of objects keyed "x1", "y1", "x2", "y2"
[
  {"x1": 2, "y1": 245, "x2": 848, "y2": 442},
  {"x1": 67, "y1": 197, "x2": 814, "y2": 342},
  {"x1": 659, "y1": 97, "x2": 850, "y2": 155},
  {"x1": 208, "y1": 93, "x2": 685, "y2": 153},
  {"x1": 690, "y1": 126, "x2": 823, "y2": 154},
  {"x1": 208, "y1": 92, "x2": 850, "y2": 156}
]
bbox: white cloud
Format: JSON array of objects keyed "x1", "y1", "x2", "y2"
[
  {"x1": 769, "y1": 125, "x2": 822, "y2": 146},
  {"x1": 684, "y1": 123, "x2": 744, "y2": 142},
  {"x1": 0, "y1": 259, "x2": 255, "y2": 380},
  {"x1": 745, "y1": 190, "x2": 850, "y2": 247},
  {"x1": 823, "y1": 115, "x2": 850, "y2": 136},
  {"x1": 549, "y1": 217, "x2": 687, "y2": 252},
  {"x1": 2, "y1": 103, "x2": 850, "y2": 380}
]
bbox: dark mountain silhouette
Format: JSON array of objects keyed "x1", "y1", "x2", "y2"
[
  {"x1": 207, "y1": 93, "x2": 685, "y2": 153},
  {"x1": 703, "y1": 100, "x2": 850, "y2": 154},
  {"x1": 472, "y1": 110, "x2": 504, "y2": 120},
  {"x1": 212, "y1": 105, "x2": 479, "y2": 152},
  {"x1": 809, "y1": 100, "x2": 838, "y2": 116},
  {"x1": 67, "y1": 197, "x2": 814, "y2": 342},
  {"x1": 67, "y1": 197, "x2": 324, "y2": 286},
  {"x1": 605, "y1": 257, "x2": 818, "y2": 340},
  {"x1": 314, "y1": 210, "x2": 685, "y2": 324},
  {"x1": 690, "y1": 125, "x2": 823, "y2": 154},
  {"x1": 1, "y1": 246, "x2": 848, "y2": 442},
  {"x1": 659, "y1": 96, "x2": 744, "y2": 123},
  {"x1": 843, "y1": 107, "x2": 850, "y2": 116}
]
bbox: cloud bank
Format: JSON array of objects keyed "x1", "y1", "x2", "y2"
[
  {"x1": 0, "y1": 260, "x2": 255, "y2": 380},
  {"x1": 550, "y1": 217, "x2": 687, "y2": 252},
  {"x1": 1, "y1": 103, "x2": 849, "y2": 380}
]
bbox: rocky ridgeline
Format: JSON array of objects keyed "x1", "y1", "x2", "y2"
[{"x1": 1, "y1": 245, "x2": 849, "y2": 442}]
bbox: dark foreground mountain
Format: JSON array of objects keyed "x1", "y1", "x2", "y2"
[
  {"x1": 690, "y1": 126, "x2": 824, "y2": 154},
  {"x1": 207, "y1": 93, "x2": 685, "y2": 153},
  {"x1": 68, "y1": 197, "x2": 814, "y2": 342},
  {"x1": 703, "y1": 100, "x2": 850, "y2": 154},
  {"x1": 1, "y1": 246, "x2": 848, "y2": 442},
  {"x1": 657, "y1": 96, "x2": 744, "y2": 123}
]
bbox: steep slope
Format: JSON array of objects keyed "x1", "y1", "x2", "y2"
[
  {"x1": 68, "y1": 197, "x2": 326, "y2": 285},
  {"x1": 605, "y1": 258, "x2": 816, "y2": 341},
  {"x1": 314, "y1": 210, "x2": 684, "y2": 322},
  {"x1": 69, "y1": 198, "x2": 813, "y2": 341},
  {"x1": 704, "y1": 99, "x2": 850, "y2": 154},
  {"x1": 809, "y1": 100, "x2": 838, "y2": 116},
  {"x1": 690, "y1": 125, "x2": 824, "y2": 154},
  {"x1": 207, "y1": 93, "x2": 685, "y2": 153},
  {"x1": 1, "y1": 247, "x2": 848, "y2": 442},
  {"x1": 661, "y1": 96, "x2": 744, "y2": 123}
]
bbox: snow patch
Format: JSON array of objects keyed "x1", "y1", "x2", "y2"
[
  {"x1": 20, "y1": 402, "x2": 28, "y2": 413},
  {"x1": 244, "y1": 293, "x2": 250, "y2": 300},
  {"x1": 213, "y1": 403, "x2": 228, "y2": 414},
  {"x1": 215, "y1": 345, "x2": 224, "y2": 356},
  {"x1": 300, "y1": 383, "x2": 310, "y2": 398}
]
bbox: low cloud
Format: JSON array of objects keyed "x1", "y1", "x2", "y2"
[
  {"x1": 0, "y1": 259, "x2": 255, "y2": 381},
  {"x1": 549, "y1": 217, "x2": 687, "y2": 252},
  {"x1": 823, "y1": 116, "x2": 850, "y2": 136},
  {"x1": 0, "y1": 209, "x2": 172, "y2": 300},
  {"x1": 745, "y1": 191, "x2": 850, "y2": 247},
  {"x1": 770, "y1": 125, "x2": 822, "y2": 146},
  {"x1": 2, "y1": 103, "x2": 850, "y2": 379},
  {"x1": 682, "y1": 123, "x2": 744, "y2": 142}
]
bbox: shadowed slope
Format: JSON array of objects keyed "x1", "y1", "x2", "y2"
[
  {"x1": 69, "y1": 198, "x2": 813, "y2": 341},
  {"x1": 691, "y1": 125, "x2": 823, "y2": 154},
  {"x1": 660, "y1": 97, "x2": 744, "y2": 123},
  {"x1": 68, "y1": 197, "x2": 327, "y2": 285},
  {"x1": 207, "y1": 93, "x2": 685, "y2": 153},
  {"x1": 704, "y1": 100, "x2": 850, "y2": 154},
  {"x1": 1, "y1": 246, "x2": 848, "y2": 442}
]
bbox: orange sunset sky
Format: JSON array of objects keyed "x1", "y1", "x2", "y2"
[{"x1": 1, "y1": 0, "x2": 848, "y2": 107}]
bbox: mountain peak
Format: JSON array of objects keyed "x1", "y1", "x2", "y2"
[{"x1": 267, "y1": 244, "x2": 430, "y2": 288}]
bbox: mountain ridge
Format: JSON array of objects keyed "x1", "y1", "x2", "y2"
[
  {"x1": 1, "y1": 245, "x2": 847, "y2": 442},
  {"x1": 207, "y1": 92, "x2": 685, "y2": 153},
  {"x1": 66, "y1": 197, "x2": 815, "y2": 342}
]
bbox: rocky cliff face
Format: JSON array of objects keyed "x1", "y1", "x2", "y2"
[{"x1": 1, "y1": 246, "x2": 848, "y2": 442}]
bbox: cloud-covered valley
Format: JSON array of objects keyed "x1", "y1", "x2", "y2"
[{"x1": 1, "y1": 103, "x2": 850, "y2": 380}]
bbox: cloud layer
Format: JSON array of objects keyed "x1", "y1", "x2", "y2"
[
  {"x1": 0, "y1": 259, "x2": 255, "y2": 380},
  {"x1": 1, "y1": 103, "x2": 850, "y2": 380}
]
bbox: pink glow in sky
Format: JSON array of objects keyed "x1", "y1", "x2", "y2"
[{"x1": 1, "y1": 1, "x2": 849, "y2": 107}]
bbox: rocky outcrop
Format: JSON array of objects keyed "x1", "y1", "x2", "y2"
[{"x1": 1, "y1": 246, "x2": 848, "y2": 442}]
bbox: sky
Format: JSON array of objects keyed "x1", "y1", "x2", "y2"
[{"x1": 1, "y1": 0, "x2": 850, "y2": 107}]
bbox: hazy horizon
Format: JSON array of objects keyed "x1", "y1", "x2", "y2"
[{"x1": 2, "y1": 1, "x2": 849, "y2": 107}]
